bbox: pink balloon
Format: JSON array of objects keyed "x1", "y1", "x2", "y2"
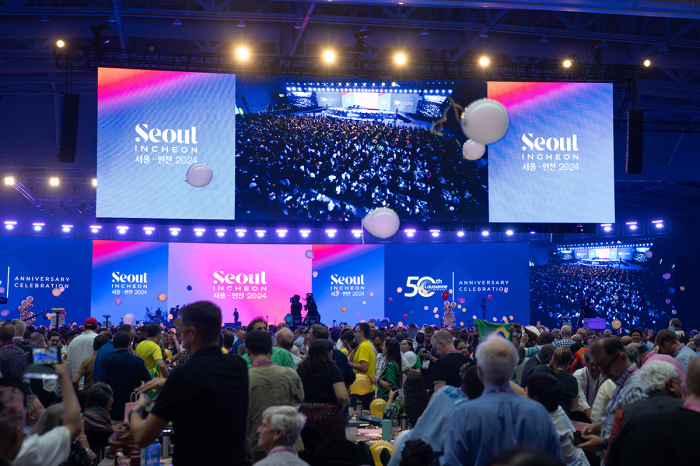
[
  {"x1": 356, "y1": 313, "x2": 360, "y2": 318},
  {"x1": 115, "y1": 297, "x2": 123, "y2": 305},
  {"x1": 663, "y1": 273, "x2": 671, "y2": 280},
  {"x1": 0, "y1": 310, "x2": 9, "y2": 317}
]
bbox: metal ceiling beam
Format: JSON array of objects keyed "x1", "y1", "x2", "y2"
[
  {"x1": 112, "y1": 0, "x2": 126, "y2": 49},
  {"x1": 450, "y1": 9, "x2": 509, "y2": 62},
  {"x1": 288, "y1": 2, "x2": 315, "y2": 56},
  {"x1": 626, "y1": 19, "x2": 700, "y2": 64}
]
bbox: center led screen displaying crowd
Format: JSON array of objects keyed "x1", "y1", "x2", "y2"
[{"x1": 96, "y1": 69, "x2": 615, "y2": 224}]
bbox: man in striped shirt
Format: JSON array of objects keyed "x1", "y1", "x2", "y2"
[{"x1": 554, "y1": 325, "x2": 575, "y2": 349}]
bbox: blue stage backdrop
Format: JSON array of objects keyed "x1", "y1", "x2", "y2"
[
  {"x1": 383, "y1": 243, "x2": 530, "y2": 326},
  {"x1": 0, "y1": 237, "x2": 93, "y2": 325},
  {"x1": 91, "y1": 241, "x2": 170, "y2": 324}
]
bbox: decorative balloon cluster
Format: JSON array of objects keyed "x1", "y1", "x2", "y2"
[{"x1": 19, "y1": 296, "x2": 36, "y2": 323}]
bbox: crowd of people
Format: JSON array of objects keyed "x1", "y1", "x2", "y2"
[
  {"x1": 530, "y1": 263, "x2": 675, "y2": 329},
  {"x1": 2, "y1": 304, "x2": 700, "y2": 466},
  {"x1": 234, "y1": 114, "x2": 488, "y2": 222}
]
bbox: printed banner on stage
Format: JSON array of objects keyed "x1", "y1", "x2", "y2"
[
  {"x1": 91, "y1": 241, "x2": 170, "y2": 324},
  {"x1": 96, "y1": 68, "x2": 237, "y2": 220},
  {"x1": 383, "y1": 243, "x2": 530, "y2": 326},
  {"x1": 487, "y1": 82, "x2": 615, "y2": 223},
  {"x1": 311, "y1": 244, "x2": 385, "y2": 325},
  {"x1": 167, "y1": 243, "x2": 312, "y2": 324},
  {"x1": 0, "y1": 237, "x2": 93, "y2": 325}
]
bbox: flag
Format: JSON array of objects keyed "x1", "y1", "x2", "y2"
[{"x1": 474, "y1": 319, "x2": 513, "y2": 339}]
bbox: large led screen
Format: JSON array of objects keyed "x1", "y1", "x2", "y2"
[
  {"x1": 487, "y1": 82, "x2": 615, "y2": 223},
  {"x1": 96, "y1": 68, "x2": 237, "y2": 220}
]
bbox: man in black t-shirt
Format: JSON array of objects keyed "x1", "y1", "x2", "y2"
[
  {"x1": 129, "y1": 301, "x2": 249, "y2": 466},
  {"x1": 431, "y1": 330, "x2": 474, "y2": 391},
  {"x1": 416, "y1": 327, "x2": 438, "y2": 390}
]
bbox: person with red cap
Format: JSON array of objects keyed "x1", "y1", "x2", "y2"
[{"x1": 66, "y1": 318, "x2": 99, "y2": 390}]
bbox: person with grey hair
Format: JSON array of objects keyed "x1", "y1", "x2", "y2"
[
  {"x1": 441, "y1": 335, "x2": 563, "y2": 466},
  {"x1": 275, "y1": 328, "x2": 301, "y2": 368},
  {"x1": 30, "y1": 333, "x2": 46, "y2": 348},
  {"x1": 603, "y1": 329, "x2": 612, "y2": 337},
  {"x1": 625, "y1": 346, "x2": 640, "y2": 368},
  {"x1": 253, "y1": 406, "x2": 309, "y2": 466},
  {"x1": 554, "y1": 326, "x2": 574, "y2": 349},
  {"x1": 432, "y1": 330, "x2": 473, "y2": 391},
  {"x1": 32, "y1": 404, "x2": 95, "y2": 465}
]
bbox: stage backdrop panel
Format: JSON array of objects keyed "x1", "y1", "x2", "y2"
[
  {"x1": 384, "y1": 243, "x2": 530, "y2": 326},
  {"x1": 488, "y1": 82, "x2": 615, "y2": 223},
  {"x1": 96, "y1": 68, "x2": 237, "y2": 220},
  {"x1": 0, "y1": 237, "x2": 92, "y2": 325},
  {"x1": 91, "y1": 241, "x2": 170, "y2": 324},
  {"x1": 311, "y1": 244, "x2": 385, "y2": 325},
  {"x1": 167, "y1": 243, "x2": 312, "y2": 324}
]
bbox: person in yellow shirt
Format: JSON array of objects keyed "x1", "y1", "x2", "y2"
[
  {"x1": 135, "y1": 324, "x2": 169, "y2": 379},
  {"x1": 347, "y1": 322, "x2": 376, "y2": 412}
]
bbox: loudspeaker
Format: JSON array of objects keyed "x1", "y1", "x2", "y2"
[
  {"x1": 626, "y1": 109, "x2": 644, "y2": 174},
  {"x1": 58, "y1": 94, "x2": 80, "y2": 163}
]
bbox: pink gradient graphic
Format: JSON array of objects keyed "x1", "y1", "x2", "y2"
[
  {"x1": 311, "y1": 244, "x2": 383, "y2": 269},
  {"x1": 92, "y1": 240, "x2": 166, "y2": 268},
  {"x1": 488, "y1": 82, "x2": 576, "y2": 113},
  {"x1": 167, "y1": 244, "x2": 312, "y2": 324},
  {"x1": 98, "y1": 68, "x2": 200, "y2": 109}
]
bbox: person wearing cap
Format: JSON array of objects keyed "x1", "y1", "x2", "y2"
[{"x1": 66, "y1": 318, "x2": 99, "y2": 390}]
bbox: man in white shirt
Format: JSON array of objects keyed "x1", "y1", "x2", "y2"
[
  {"x1": 573, "y1": 352, "x2": 603, "y2": 420},
  {"x1": 253, "y1": 406, "x2": 309, "y2": 466},
  {"x1": 66, "y1": 318, "x2": 99, "y2": 387}
]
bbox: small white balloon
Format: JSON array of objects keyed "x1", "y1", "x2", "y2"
[
  {"x1": 305, "y1": 250, "x2": 314, "y2": 259},
  {"x1": 462, "y1": 140, "x2": 486, "y2": 161},
  {"x1": 312, "y1": 271, "x2": 318, "y2": 278},
  {"x1": 645, "y1": 251, "x2": 653, "y2": 259},
  {"x1": 122, "y1": 312, "x2": 135, "y2": 325},
  {"x1": 186, "y1": 163, "x2": 213, "y2": 187},
  {"x1": 460, "y1": 98, "x2": 509, "y2": 145},
  {"x1": 362, "y1": 207, "x2": 400, "y2": 238}
]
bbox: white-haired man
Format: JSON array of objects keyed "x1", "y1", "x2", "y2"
[
  {"x1": 441, "y1": 335, "x2": 563, "y2": 466},
  {"x1": 254, "y1": 406, "x2": 309, "y2": 466},
  {"x1": 554, "y1": 325, "x2": 574, "y2": 349}
]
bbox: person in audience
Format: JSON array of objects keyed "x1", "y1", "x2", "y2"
[
  {"x1": 454, "y1": 339, "x2": 468, "y2": 356},
  {"x1": 373, "y1": 331, "x2": 387, "y2": 375},
  {"x1": 527, "y1": 373, "x2": 590, "y2": 466},
  {"x1": 655, "y1": 329, "x2": 696, "y2": 372},
  {"x1": 222, "y1": 329, "x2": 234, "y2": 354},
  {"x1": 628, "y1": 343, "x2": 648, "y2": 365},
  {"x1": 607, "y1": 356, "x2": 700, "y2": 466},
  {"x1": 521, "y1": 344, "x2": 556, "y2": 389},
  {"x1": 33, "y1": 403, "x2": 95, "y2": 465},
  {"x1": 347, "y1": 322, "x2": 376, "y2": 411},
  {"x1": 72, "y1": 334, "x2": 108, "y2": 395},
  {"x1": 441, "y1": 335, "x2": 563, "y2": 466},
  {"x1": 694, "y1": 334, "x2": 700, "y2": 355},
  {"x1": 669, "y1": 317, "x2": 689, "y2": 344},
  {"x1": 401, "y1": 338, "x2": 421, "y2": 372},
  {"x1": 385, "y1": 373, "x2": 429, "y2": 429},
  {"x1": 66, "y1": 318, "x2": 98, "y2": 385},
  {"x1": 165, "y1": 329, "x2": 181, "y2": 358},
  {"x1": 23, "y1": 395, "x2": 44, "y2": 436},
  {"x1": 94, "y1": 324, "x2": 131, "y2": 382},
  {"x1": 399, "y1": 440, "x2": 433, "y2": 466},
  {"x1": 10, "y1": 360, "x2": 82, "y2": 466},
  {"x1": 297, "y1": 339, "x2": 348, "y2": 441},
  {"x1": 0, "y1": 384, "x2": 27, "y2": 465},
  {"x1": 374, "y1": 338, "x2": 402, "y2": 402},
  {"x1": 0, "y1": 323, "x2": 27, "y2": 381},
  {"x1": 241, "y1": 324, "x2": 295, "y2": 369},
  {"x1": 134, "y1": 326, "x2": 148, "y2": 350},
  {"x1": 135, "y1": 323, "x2": 169, "y2": 379},
  {"x1": 97, "y1": 331, "x2": 151, "y2": 420},
  {"x1": 533, "y1": 348, "x2": 579, "y2": 416},
  {"x1": 339, "y1": 331, "x2": 354, "y2": 355},
  {"x1": 131, "y1": 301, "x2": 249, "y2": 466},
  {"x1": 580, "y1": 338, "x2": 646, "y2": 462},
  {"x1": 554, "y1": 326, "x2": 575, "y2": 349},
  {"x1": 253, "y1": 406, "x2": 309, "y2": 466},
  {"x1": 432, "y1": 330, "x2": 473, "y2": 391},
  {"x1": 573, "y1": 351, "x2": 603, "y2": 421},
  {"x1": 245, "y1": 330, "x2": 304, "y2": 461},
  {"x1": 30, "y1": 334, "x2": 46, "y2": 349},
  {"x1": 416, "y1": 326, "x2": 437, "y2": 390},
  {"x1": 276, "y1": 328, "x2": 301, "y2": 368},
  {"x1": 10, "y1": 320, "x2": 39, "y2": 357}
]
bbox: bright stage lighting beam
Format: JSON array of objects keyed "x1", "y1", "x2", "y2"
[
  {"x1": 236, "y1": 47, "x2": 249, "y2": 60},
  {"x1": 323, "y1": 50, "x2": 335, "y2": 63},
  {"x1": 479, "y1": 56, "x2": 489, "y2": 67},
  {"x1": 394, "y1": 53, "x2": 406, "y2": 65}
]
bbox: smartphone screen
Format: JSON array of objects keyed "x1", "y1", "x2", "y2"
[{"x1": 32, "y1": 347, "x2": 60, "y2": 365}]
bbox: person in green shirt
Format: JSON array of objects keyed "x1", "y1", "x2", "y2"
[{"x1": 374, "y1": 338, "x2": 402, "y2": 401}]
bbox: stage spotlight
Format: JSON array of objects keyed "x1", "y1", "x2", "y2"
[
  {"x1": 351, "y1": 229, "x2": 362, "y2": 238},
  {"x1": 143, "y1": 227, "x2": 155, "y2": 235},
  {"x1": 41, "y1": 14, "x2": 51, "y2": 23},
  {"x1": 563, "y1": 59, "x2": 572, "y2": 68},
  {"x1": 430, "y1": 229, "x2": 440, "y2": 238},
  {"x1": 147, "y1": 44, "x2": 156, "y2": 52},
  {"x1": 481, "y1": 230, "x2": 490, "y2": 237},
  {"x1": 626, "y1": 221, "x2": 638, "y2": 231},
  {"x1": 194, "y1": 228, "x2": 205, "y2": 237},
  {"x1": 325, "y1": 229, "x2": 337, "y2": 238},
  {"x1": 215, "y1": 228, "x2": 227, "y2": 237},
  {"x1": 235, "y1": 228, "x2": 247, "y2": 237},
  {"x1": 32, "y1": 222, "x2": 44, "y2": 232},
  {"x1": 237, "y1": 20, "x2": 246, "y2": 27},
  {"x1": 56, "y1": 39, "x2": 65, "y2": 48},
  {"x1": 323, "y1": 50, "x2": 335, "y2": 63},
  {"x1": 90, "y1": 225, "x2": 102, "y2": 233},
  {"x1": 404, "y1": 229, "x2": 416, "y2": 238},
  {"x1": 653, "y1": 220, "x2": 664, "y2": 229},
  {"x1": 276, "y1": 229, "x2": 288, "y2": 237},
  {"x1": 4, "y1": 221, "x2": 17, "y2": 230},
  {"x1": 457, "y1": 231, "x2": 465, "y2": 237},
  {"x1": 173, "y1": 16, "x2": 182, "y2": 26},
  {"x1": 601, "y1": 223, "x2": 612, "y2": 232},
  {"x1": 420, "y1": 28, "x2": 429, "y2": 36},
  {"x1": 236, "y1": 47, "x2": 249, "y2": 60},
  {"x1": 117, "y1": 226, "x2": 129, "y2": 234},
  {"x1": 92, "y1": 178, "x2": 97, "y2": 187},
  {"x1": 506, "y1": 230, "x2": 514, "y2": 236},
  {"x1": 643, "y1": 59, "x2": 651, "y2": 67},
  {"x1": 255, "y1": 229, "x2": 266, "y2": 237},
  {"x1": 300, "y1": 229, "x2": 311, "y2": 238},
  {"x1": 479, "y1": 56, "x2": 489, "y2": 67},
  {"x1": 629, "y1": 224, "x2": 638, "y2": 231},
  {"x1": 49, "y1": 177, "x2": 59, "y2": 186},
  {"x1": 394, "y1": 53, "x2": 407, "y2": 65},
  {"x1": 61, "y1": 224, "x2": 73, "y2": 233},
  {"x1": 169, "y1": 227, "x2": 181, "y2": 236},
  {"x1": 4, "y1": 176, "x2": 14, "y2": 185}
]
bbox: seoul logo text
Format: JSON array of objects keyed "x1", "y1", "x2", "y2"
[
  {"x1": 111, "y1": 272, "x2": 147, "y2": 289},
  {"x1": 330, "y1": 274, "x2": 365, "y2": 291},
  {"x1": 521, "y1": 133, "x2": 580, "y2": 161},
  {"x1": 134, "y1": 124, "x2": 199, "y2": 154},
  {"x1": 212, "y1": 271, "x2": 267, "y2": 292}
]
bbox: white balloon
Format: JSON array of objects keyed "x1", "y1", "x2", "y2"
[
  {"x1": 363, "y1": 207, "x2": 400, "y2": 238},
  {"x1": 186, "y1": 163, "x2": 213, "y2": 187},
  {"x1": 123, "y1": 313, "x2": 135, "y2": 325},
  {"x1": 645, "y1": 251, "x2": 653, "y2": 259},
  {"x1": 404, "y1": 351, "x2": 417, "y2": 368},
  {"x1": 305, "y1": 250, "x2": 314, "y2": 259},
  {"x1": 462, "y1": 140, "x2": 486, "y2": 161},
  {"x1": 460, "y1": 98, "x2": 509, "y2": 145},
  {"x1": 312, "y1": 271, "x2": 318, "y2": 278}
]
